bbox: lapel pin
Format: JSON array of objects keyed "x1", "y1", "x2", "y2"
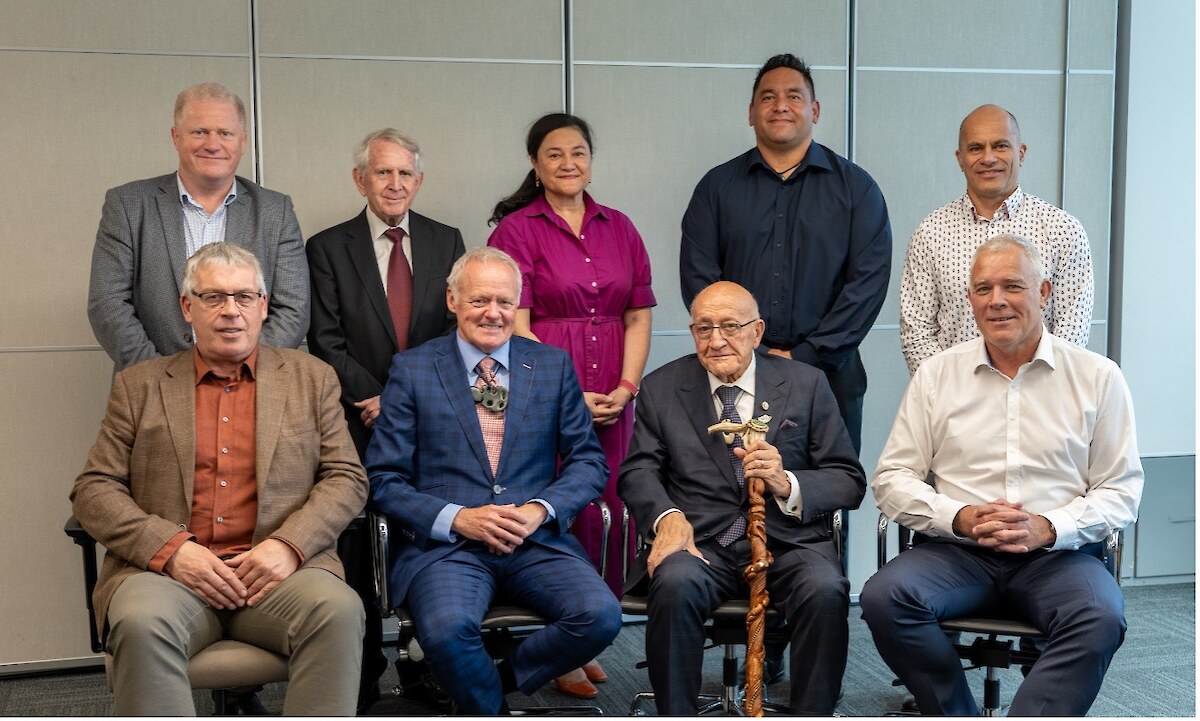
[
  {"x1": 761, "y1": 401, "x2": 769, "y2": 411},
  {"x1": 523, "y1": 363, "x2": 532, "y2": 369}
]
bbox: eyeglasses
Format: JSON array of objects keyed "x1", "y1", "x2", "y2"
[
  {"x1": 689, "y1": 319, "x2": 758, "y2": 339},
  {"x1": 191, "y1": 291, "x2": 262, "y2": 310}
]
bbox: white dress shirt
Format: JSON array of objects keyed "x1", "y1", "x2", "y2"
[
  {"x1": 366, "y1": 210, "x2": 414, "y2": 290},
  {"x1": 873, "y1": 329, "x2": 1143, "y2": 552},
  {"x1": 900, "y1": 188, "x2": 1094, "y2": 374}
]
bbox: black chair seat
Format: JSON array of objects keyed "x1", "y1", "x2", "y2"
[{"x1": 940, "y1": 616, "x2": 1043, "y2": 638}]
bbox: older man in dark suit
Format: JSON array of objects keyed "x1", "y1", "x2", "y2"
[
  {"x1": 306, "y1": 128, "x2": 465, "y2": 708},
  {"x1": 367, "y1": 247, "x2": 621, "y2": 715},
  {"x1": 72, "y1": 242, "x2": 366, "y2": 715},
  {"x1": 619, "y1": 281, "x2": 866, "y2": 715},
  {"x1": 88, "y1": 82, "x2": 308, "y2": 370}
]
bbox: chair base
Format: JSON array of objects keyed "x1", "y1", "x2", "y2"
[{"x1": 629, "y1": 645, "x2": 791, "y2": 716}]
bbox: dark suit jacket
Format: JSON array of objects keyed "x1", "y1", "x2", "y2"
[
  {"x1": 306, "y1": 208, "x2": 465, "y2": 456},
  {"x1": 88, "y1": 173, "x2": 309, "y2": 370},
  {"x1": 71, "y1": 346, "x2": 368, "y2": 635},
  {"x1": 365, "y1": 334, "x2": 607, "y2": 605},
  {"x1": 618, "y1": 352, "x2": 866, "y2": 586}
]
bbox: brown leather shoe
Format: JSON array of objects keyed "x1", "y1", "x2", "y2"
[
  {"x1": 553, "y1": 675, "x2": 599, "y2": 699},
  {"x1": 581, "y1": 659, "x2": 608, "y2": 683}
]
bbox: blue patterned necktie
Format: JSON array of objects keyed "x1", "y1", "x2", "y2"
[{"x1": 715, "y1": 385, "x2": 747, "y2": 546}]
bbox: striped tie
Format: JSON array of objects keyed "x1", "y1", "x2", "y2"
[{"x1": 475, "y1": 357, "x2": 504, "y2": 476}]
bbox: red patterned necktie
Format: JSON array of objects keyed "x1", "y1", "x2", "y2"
[
  {"x1": 384, "y1": 226, "x2": 412, "y2": 350},
  {"x1": 715, "y1": 385, "x2": 747, "y2": 546},
  {"x1": 475, "y1": 357, "x2": 504, "y2": 476}
]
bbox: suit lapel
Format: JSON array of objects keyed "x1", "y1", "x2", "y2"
[
  {"x1": 434, "y1": 340, "x2": 495, "y2": 481},
  {"x1": 755, "y1": 360, "x2": 788, "y2": 446},
  {"x1": 498, "y1": 345, "x2": 534, "y2": 479},
  {"x1": 155, "y1": 175, "x2": 188, "y2": 294},
  {"x1": 678, "y1": 360, "x2": 739, "y2": 491},
  {"x1": 160, "y1": 351, "x2": 197, "y2": 508},
  {"x1": 407, "y1": 212, "x2": 436, "y2": 322},
  {"x1": 346, "y1": 209, "x2": 398, "y2": 348},
  {"x1": 254, "y1": 347, "x2": 288, "y2": 493}
]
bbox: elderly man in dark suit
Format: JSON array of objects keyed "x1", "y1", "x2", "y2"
[
  {"x1": 306, "y1": 128, "x2": 465, "y2": 708},
  {"x1": 367, "y1": 247, "x2": 621, "y2": 715},
  {"x1": 72, "y1": 242, "x2": 367, "y2": 715},
  {"x1": 88, "y1": 82, "x2": 308, "y2": 371},
  {"x1": 619, "y1": 281, "x2": 866, "y2": 715}
]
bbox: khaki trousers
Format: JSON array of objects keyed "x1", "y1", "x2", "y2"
[{"x1": 106, "y1": 568, "x2": 364, "y2": 716}]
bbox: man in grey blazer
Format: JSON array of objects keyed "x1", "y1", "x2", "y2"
[
  {"x1": 88, "y1": 82, "x2": 308, "y2": 370},
  {"x1": 306, "y1": 128, "x2": 464, "y2": 708},
  {"x1": 72, "y1": 243, "x2": 366, "y2": 715},
  {"x1": 618, "y1": 281, "x2": 866, "y2": 715}
]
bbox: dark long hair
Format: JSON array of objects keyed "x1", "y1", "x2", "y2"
[{"x1": 488, "y1": 113, "x2": 594, "y2": 226}]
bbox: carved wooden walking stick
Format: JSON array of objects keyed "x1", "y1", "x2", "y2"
[{"x1": 708, "y1": 414, "x2": 773, "y2": 717}]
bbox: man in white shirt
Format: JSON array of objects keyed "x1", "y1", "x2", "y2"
[
  {"x1": 862, "y1": 234, "x2": 1143, "y2": 716},
  {"x1": 899, "y1": 104, "x2": 1094, "y2": 374}
]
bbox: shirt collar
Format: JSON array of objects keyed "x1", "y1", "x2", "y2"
[
  {"x1": 456, "y1": 333, "x2": 511, "y2": 376},
  {"x1": 193, "y1": 346, "x2": 258, "y2": 385},
  {"x1": 973, "y1": 324, "x2": 1055, "y2": 373},
  {"x1": 706, "y1": 353, "x2": 757, "y2": 399},
  {"x1": 963, "y1": 186, "x2": 1025, "y2": 221},
  {"x1": 522, "y1": 191, "x2": 608, "y2": 223},
  {"x1": 746, "y1": 142, "x2": 832, "y2": 178},
  {"x1": 366, "y1": 208, "x2": 411, "y2": 243},
  {"x1": 176, "y1": 173, "x2": 238, "y2": 210}
]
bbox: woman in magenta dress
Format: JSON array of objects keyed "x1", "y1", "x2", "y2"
[{"x1": 488, "y1": 113, "x2": 654, "y2": 699}]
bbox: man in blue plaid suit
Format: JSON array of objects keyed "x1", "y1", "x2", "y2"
[{"x1": 366, "y1": 247, "x2": 621, "y2": 714}]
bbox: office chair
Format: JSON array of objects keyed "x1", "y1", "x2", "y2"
[
  {"x1": 623, "y1": 509, "x2": 845, "y2": 716},
  {"x1": 875, "y1": 513, "x2": 1124, "y2": 717},
  {"x1": 64, "y1": 516, "x2": 290, "y2": 715},
  {"x1": 371, "y1": 506, "x2": 609, "y2": 715}
]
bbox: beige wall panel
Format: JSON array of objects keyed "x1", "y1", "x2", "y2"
[
  {"x1": 0, "y1": 350, "x2": 114, "y2": 664},
  {"x1": 1063, "y1": 74, "x2": 1113, "y2": 327},
  {"x1": 258, "y1": 58, "x2": 562, "y2": 250},
  {"x1": 573, "y1": 0, "x2": 845, "y2": 65},
  {"x1": 257, "y1": 0, "x2": 562, "y2": 60},
  {"x1": 0, "y1": 51, "x2": 252, "y2": 350},
  {"x1": 0, "y1": 0, "x2": 248, "y2": 53},
  {"x1": 574, "y1": 65, "x2": 847, "y2": 332},
  {"x1": 1067, "y1": 0, "x2": 1117, "y2": 71},
  {"x1": 855, "y1": 70, "x2": 1065, "y2": 325},
  {"x1": 857, "y1": 0, "x2": 1066, "y2": 70}
]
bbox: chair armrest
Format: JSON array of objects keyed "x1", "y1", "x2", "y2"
[
  {"x1": 63, "y1": 515, "x2": 103, "y2": 654},
  {"x1": 369, "y1": 511, "x2": 390, "y2": 614},
  {"x1": 596, "y1": 500, "x2": 611, "y2": 582}
]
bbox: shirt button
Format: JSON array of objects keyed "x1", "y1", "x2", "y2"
[
  {"x1": 592, "y1": 363, "x2": 598, "y2": 369},
  {"x1": 220, "y1": 480, "x2": 228, "y2": 487},
  {"x1": 589, "y1": 308, "x2": 595, "y2": 313},
  {"x1": 584, "y1": 257, "x2": 591, "y2": 262},
  {"x1": 222, "y1": 416, "x2": 229, "y2": 423},
  {"x1": 591, "y1": 281, "x2": 597, "y2": 287},
  {"x1": 224, "y1": 386, "x2": 232, "y2": 393},
  {"x1": 592, "y1": 336, "x2": 597, "y2": 341},
  {"x1": 221, "y1": 447, "x2": 228, "y2": 454},
  {"x1": 216, "y1": 516, "x2": 224, "y2": 523},
  {"x1": 580, "y1": 234, "x2": 585, "y2": 240}
]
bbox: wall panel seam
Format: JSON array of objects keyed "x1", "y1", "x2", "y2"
[
  {"x1": 0, "y1": 46, "x2": 248, "y2": 57},
  {"x1": 256, "y1": 53, "x2": 560, "y2": 64}
]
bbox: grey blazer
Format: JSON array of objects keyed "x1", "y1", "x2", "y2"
[{"x1": 88, "y1": 173, "x2": 309, "y2": 369}]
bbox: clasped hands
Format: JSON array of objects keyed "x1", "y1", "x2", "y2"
[
  {"x1": 164, "y1": 537, "x2": 300, "y2": 610},
  {"x1": 584, "y1": 387, "x2": 634, "y2": 427},
  {"x1": 952, "y1": 499, "x2": 1057, "y2": 553},
  {"x1": 452, "y1": 503, "x2": 548, "y2": 555}
]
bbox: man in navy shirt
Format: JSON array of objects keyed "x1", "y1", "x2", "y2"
[{"x1": 680, "y1": 53, "x2": 891, "y2": 454}]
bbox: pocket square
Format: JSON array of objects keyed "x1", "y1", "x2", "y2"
[{"x1": 779, "y1": 418, "x2": 798, "y2": 430}]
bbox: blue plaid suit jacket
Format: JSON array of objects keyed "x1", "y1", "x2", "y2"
[{"x1": 365, "y1": 333, "x2": 607, "y2": 605}]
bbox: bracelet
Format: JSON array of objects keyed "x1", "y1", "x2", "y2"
[{"x1": 617, "y1": 380, "x2": 639, "y2": 398}]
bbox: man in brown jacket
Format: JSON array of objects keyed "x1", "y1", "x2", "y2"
[{"x1": 72, "y1": 242, "x2": 367, "y2": 715}]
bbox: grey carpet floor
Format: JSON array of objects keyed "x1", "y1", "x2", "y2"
[{"x1": 1, "y1": 583, "x2": 1192, "y2": 716}]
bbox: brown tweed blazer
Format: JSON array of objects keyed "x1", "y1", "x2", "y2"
[{"x1": 71, "y1": 346, "x2": 368, "y2": 636}]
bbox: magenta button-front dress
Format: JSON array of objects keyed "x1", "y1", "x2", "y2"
[{"x1": 488, "y1": 192, "x2": 656, "y2": 597}]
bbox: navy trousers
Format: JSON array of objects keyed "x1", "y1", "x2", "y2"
[
  {"x1": 405, "y1": 540, "x2": 622, "y2": 715},
  {"x1": 645, "y1": 536, "x2": 848, "y2": 715},
  {"x1": 860, "y1": 540, "x2": 1126, "y2": 715}
]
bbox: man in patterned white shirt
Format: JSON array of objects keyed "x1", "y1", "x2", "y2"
[{"x1": 899, "y1": 104, "x2": 1093, "y2": 374}]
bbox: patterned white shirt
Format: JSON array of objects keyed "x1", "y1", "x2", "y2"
[
  {"x1": 873, "y1": 330, "x2": 1143, "y2": 552},
  {"x1": 899, "y1": 187, "x2": 1094, "y2": 374}
]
